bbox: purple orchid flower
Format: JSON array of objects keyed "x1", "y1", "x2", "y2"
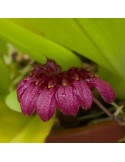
[{"x1": 17, "y1": 59, "x2": 115, "y2": 122}]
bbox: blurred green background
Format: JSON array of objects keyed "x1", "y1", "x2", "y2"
[{"x1": 1, "y1": 18, "x2": 125, "y2": 142}]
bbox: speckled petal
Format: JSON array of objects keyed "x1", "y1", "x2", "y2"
[
  {"x1": 17, "y1": 76, "x2": 37, "y2": 101},
  {"x1": 45, "y1": 59, "x2": 61, "y2": 73},
  {"x1": 36, "y1": 88, "x2": 57, "y2": 122},
  {"x1": 56, "y1": 85, "x2": 79, "y2": 116},
  {"x1": 73, "y1": 80, "x2": 93, "y2": 110},
  {"x1": 17, "y1": 77, "x2": 29, "y2": 91},
  {"x1": 89, "y1": 77, "x2": 115, "y2": 103},
  {"x1": 20, "y1": 85, "x2": 40, "y2": 115},
  {"x1": 17, "y1": 81, "x2": 32, "y2": 101}
]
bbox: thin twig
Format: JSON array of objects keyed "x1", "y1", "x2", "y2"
[
  {"x1": 93, "y1": 97, "x2": 123, "y2": 124},
  {"x1": 78, "y1": 107, "x2": 115, "y2": 121},
  {"x1": 112, "y1": 102, "x2": 124, "y2": 116}
]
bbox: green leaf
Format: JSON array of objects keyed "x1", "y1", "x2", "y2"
[
  {"x1": 0, "y1": 38, "x2": 7, "y2": 54},
  {"x1": 5, "y1": 90, "x2": 55, "y2": 142},
  {"x1": 75, "y1": 18, "x2": 125, "y2": 79},
  {"x1": 0, "y1": 57, "x2": 10, "y2": 95},
  {"x1": 10, "y1": 18, "x2": 112, "y2": 72},
  {"x1": 10, "y1": 115, "x2": 55, "y2": 143},
  {"x1": 0, "y1": 19, "x2": 81, "y2": 70},
  {"x1": 0, "y1": 98, "x2": 55, "y2": 142},
  {"x1": 5, "y1": 90, "x2": 21, "y2": 112},
  {"x1": 11, "y1": 18, "x2": 125, "y2": 79},
  {"x1": 0, "y1": 98, "x2": 29, "y2": 142}
]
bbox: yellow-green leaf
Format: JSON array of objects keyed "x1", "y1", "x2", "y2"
[
  {"x1": 10, "y1": 116, "x2": 55, "y2": 143},
  {"x1": 5, "y1": 90, "x2": 21, "y2": 112},
  {"x1": 0, "y1": 57, "x2": 10, "y2": 95},
  {"x1": 0, "y1": 98, "x2": 54, "y2": 142},
  {"x1": 0, "y1": 19, "x2": 81, "y2": 70},
  {"x1": 11, "y1": 18, "x2": 125, "y2": 79}
]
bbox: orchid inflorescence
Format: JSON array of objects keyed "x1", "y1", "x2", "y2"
[{"x1": 17, "y1": 59, "x2": 115, "y2": 122}]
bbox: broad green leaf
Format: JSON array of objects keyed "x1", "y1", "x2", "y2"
[
  {"x1": 11, "y1": 116, "x2": 55, "y2": 143},
  {"x1": 10, "y1": 18, "x2": 113, "y2": 72},
  {"x1": 0, "y1": 98, "x2": 55, "y2": 142},
  {"x1": 10, "y1": 18, "x2": 125, "y2": 79},
  {"x1": 0, "y1": 38, "x2": 7, "y2": 54},
  {"x1": 5, "y1": 90, "x2": 21, "y2": 112},
  {"x1": 5, "y1": 90, "x2": 55, "y2": 142},
  {"x1": 0, "y1": 57, "x2": 10, "y2": 95},
  {"x1": 0, "y1": 98, "x2": 29, "y2": 142},
  {"x1": 76, "y1": 18, "x2": 125, "y2": 79},
  {"x1": 0, "y1": 19, "x2": 81, "y2": 70}
]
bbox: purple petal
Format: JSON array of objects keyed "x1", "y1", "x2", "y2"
[
  {"x1": 73, "y1": 80, "x2": 93, "y2": 110},
  {"x1": 20, "y1": 85, "x2": 40, "y2": 115},
  {"x1": 17, "y1": 82, "x2": 31, "y2": 101},
  {"x1": 17, "y1": 77, "x2": 35, "y2": 101},
  {"x1": 17, "y1": 77, "x2": 29, "y2": 92},
  {"x1": 89, "y1": 77, "x2": 115, "y2": 103},
  {"x1": 45, "y1": 59, "x2": 61, "y2": 73},
  {"x1": 56, "y1": 85, "x2": 79, "y2": 116},
  {"x1": 36, "y1": 88, "x2": 57, "y2": 122}
]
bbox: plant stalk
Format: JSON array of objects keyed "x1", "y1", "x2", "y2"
[{"x1": 93, "y1": 97, "x2": 122, "y2": 124}]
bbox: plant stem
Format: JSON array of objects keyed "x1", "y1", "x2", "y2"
[
  {"x1": 112, "y1": 102, "x2": 120, "y2": 109},
  {"x1": 93, "y1": 97, "x2": 122, "y2": 124},
  {"x1": 112, "y1": 102, "x2": 124, "y2": 116},
  {"x1": 78, "y1": 107, "x2": 115, "y2": 121}
]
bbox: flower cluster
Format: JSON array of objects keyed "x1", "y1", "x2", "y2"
[{"x1": 17, "y1": 59, "x2": 115, "y2": 121}]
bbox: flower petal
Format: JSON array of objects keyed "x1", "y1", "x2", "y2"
[
  {"x1": 73, "y1": 80, "x2": 93, "y2": 110},
  {"x1": 45, "y1": 59, "x2": 61, "y2": 73},
  {"x1": 89, "y1": 77, "x2": 115, "y2": 103},
  {"x1": 36, "y1": 88, "x2": 56, "y2": 122},
  {"x1": 17, "y1": 82, "x2": 31, "y2": 101},
  {"x1": 56, "y1": 85, "x2": 79, "y2": 116},
  {"x1": 17, "y1": 77, "x2": 29, "y2": 91},
  {"x1": 17, "y1": 77, "x2": 35, "y2": 101},
  {"x1": 20, "y1": 85, "x2": 40, "y2": 115}
]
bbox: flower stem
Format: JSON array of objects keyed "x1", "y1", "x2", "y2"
[
  {"x1": 112, "y1": 102, "x2": 120, "y2": 109},
  {"x1": 112, "y1": 102, "x2": 124, "y2": 116},
  {"x1": 93, "y1": 97, "x2": 122, "y2": 124},
  {"x1": 78, "y1": 107, "x2": 115, "y2": 121}
]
